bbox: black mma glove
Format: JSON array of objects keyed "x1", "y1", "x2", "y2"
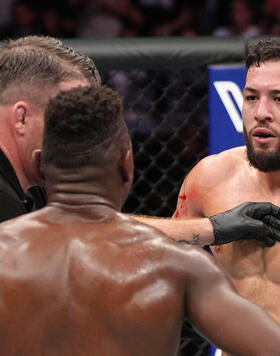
[{"x1": 209, "y1": 202, "x2": 280, "y2": 247}]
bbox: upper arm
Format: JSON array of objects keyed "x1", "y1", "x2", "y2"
[
  {"x1": 184, "y1": 250, "x2": 280, "y2": 355},
  {"x1": 173, "y1": 152, "x2": 235, "y2": 219},
  {"x1": 173, "y1": 157, "x2": 213, "y2": 218}
]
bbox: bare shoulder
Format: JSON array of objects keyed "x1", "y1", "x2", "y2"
[
  {"x1": 0, "y1": 208, "x2": 48, "y2": 247},
  {"x1": 117, "y1": 213, "x2": 221, "y2": 280},
  {"x1": 186, "y1": 146, "x2": 246, "y2": 187},
  {"x1": 160, "y1": 239, "x2": 222, "y2": 282},
  {"x1": 0, "y1": 212, "x2": 32, "y2": 238},
  {"x1": 114, "y1": 212, "x2": 173, "y2": 245}
]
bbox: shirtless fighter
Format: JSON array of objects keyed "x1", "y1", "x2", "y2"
[
  {"x1": 173, "y1": 37, "x2": 280, "y2": 327},
  {"x1": 0, "y1": 85, "x2": 280, "y2": 355},
  {"x1": 132, "y1": 37, "x2": 280, "y2": 355},
  {"x1": 177, "y1": 37, "x2": 280, "y2": 355}
]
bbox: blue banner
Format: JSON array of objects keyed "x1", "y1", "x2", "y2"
[{"x1": 208, "y1": 65, "x2": 246, "y2": 154}]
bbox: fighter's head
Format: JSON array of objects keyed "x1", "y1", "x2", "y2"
[
  {"x1": 243, "y1": 38, "x2": 280, "y2": 172},
  {"x1": 41, "y1": 85, "x2": 133, "y2": 209}
]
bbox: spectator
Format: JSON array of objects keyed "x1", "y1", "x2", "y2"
[
  {"x1": 39, "y1": 4, "x2": 76, "y2": 38},
  {"x1": 0, "y1": 0, "x2": 40, "y2": 40},
  {"x1": 213, "y1": 0, "x2": 260, "y2": 37},
  {"x1": 76, "y1": 0, "x2": 143, "y2": 38},
  {"x1": 152, "y1": 5, "x2": 197, "y2": 36},
  {"x1": 0, "y1": 0, "x2": 16, "y2": 27},
  {"x1": 260, "y1": 0, "x2": 280, "y2": 35}
]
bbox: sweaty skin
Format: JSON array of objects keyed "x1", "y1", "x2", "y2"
[
  {"x1": 3, "y1": 81, "x2": 280, "y2": 355},
  {"x1": 174, "y1": 145, "x2": 280, "y2": 323},
  {"x1": 0, "y1": 200, "x2": 280, "y2": 355}
]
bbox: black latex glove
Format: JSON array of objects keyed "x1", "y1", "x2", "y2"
[{"x1": 209, "y1": 202, "x2": 280, "y2": 247}]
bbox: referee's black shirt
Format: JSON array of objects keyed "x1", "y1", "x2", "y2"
[{"x1": 0, "y1": 149, "x2": 46, "y2": 222}]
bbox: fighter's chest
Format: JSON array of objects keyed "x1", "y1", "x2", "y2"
[
  {"x1": 231, "y1": 271, "x2": 280, "y2": 323},
  {"x1": 200, "y1": 176, "x2": 280, "y2": 217},
  {"x1": 202, "y1": 175, "x2": 280, "y2": 281}
]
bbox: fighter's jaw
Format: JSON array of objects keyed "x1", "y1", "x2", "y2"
[{"x1": 248, "y1": 142, "x2": 280, "y2": 161}]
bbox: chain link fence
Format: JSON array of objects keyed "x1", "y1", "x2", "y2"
[
  {"x1": 104, "y1": 67, "x2": 208, "y2": 217},
  {"x1": 68, "y1": 37, "x2": 247, "y2": 356}
]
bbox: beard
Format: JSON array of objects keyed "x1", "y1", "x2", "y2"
[{"x1": 244, "y1": 126, "x2": 280, "y2": 172}]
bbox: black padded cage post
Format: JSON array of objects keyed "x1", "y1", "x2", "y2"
[{"x1": 68, "y1": 37, "x2": 247, "y2": 355}]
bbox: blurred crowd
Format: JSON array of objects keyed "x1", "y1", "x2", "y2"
[{"x1": 0, "y1": 0, "x2": 279, "y2": 40}]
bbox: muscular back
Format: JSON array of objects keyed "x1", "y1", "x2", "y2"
[
  {"x1": 0, "y1": 206, "x2": 188, "y2": 356},
  {"x1": 1, "y1": 204, "x2": 280, "y2": 355}
]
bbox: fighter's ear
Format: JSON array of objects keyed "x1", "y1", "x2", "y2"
[
  {"x1": 119, "y1": 148, "x2": 134, "y2": 184},
  {"x1": 32, "y1": 149, "x2": 45, "y2": 182},
  {"x1": 11, "y1": 101, "x2": 30, "y2": 135}
]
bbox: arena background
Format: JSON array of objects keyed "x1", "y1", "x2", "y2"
[{"x1": 62, "y1": 36, "x2": 250, "y2": 355}]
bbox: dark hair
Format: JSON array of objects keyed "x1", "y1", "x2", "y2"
[
  {"x1": 246, "y1": 37, "x2": 280, "y2": 71},
  {"x1": 42, "y1": 85, "x2": 130, "y2": 169},
  {"x1": 0, "y1": 35, "x2": 101, "y2": 104}
]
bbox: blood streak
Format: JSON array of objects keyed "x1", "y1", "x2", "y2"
[
  {"x1": 176, "y1": 186, "x2": 199, "y2": 218},
  {"x1": 176, "y1": 193, "x2": 188, "y2": 217}
]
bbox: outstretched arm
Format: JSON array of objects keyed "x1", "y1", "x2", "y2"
[
  {"x1": 133, "y1": 152, "x2": 280, "y2": 246},
  {"x1": 132, "y1": 214, "x2": 214, "y2": 245},
  {"x1": 185, "y1": 251, "x2": 280, "y2": 355},
  {"x1": 132, "y1": 201, "x2": 280, "y2": 247}
]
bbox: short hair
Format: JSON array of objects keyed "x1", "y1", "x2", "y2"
[
  {"x1": 246, "y1": 37, "x2": 280, "y2": 71},
  {"x1": 0, "y1": 35, "x2": 101, "y2": 105},
  {"x1": 42, "y1": 85, "x2": 130, "y2": 170}
]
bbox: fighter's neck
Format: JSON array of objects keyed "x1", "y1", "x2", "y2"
[
  {"x1": 47, "y1": 196, "x2": 119, "y2": 222},
  {"x1": 46, "y1": 182, "x2": 121, "y2": 212},
  {"x1": 44, "y1": 161, "x2": 126, "y2": 210}
]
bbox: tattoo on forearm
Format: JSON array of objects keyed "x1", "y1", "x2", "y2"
[
  {"x1": 178, "y1": 239, "x2": 191, "y2": 244},
  {"x1": 178, "y1": 233, "x2": 200, "y2": 245},
  {"x1": 191, "y1": 233, "x2": 200, "y2": 245}
]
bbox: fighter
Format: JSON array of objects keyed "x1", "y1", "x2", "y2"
[
  {"x1": 0, "y1": 85, "x2": 279, "y2": 355},
  {"x1": 134, "y1": 37, "x2": 280, "y2": 356}
]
